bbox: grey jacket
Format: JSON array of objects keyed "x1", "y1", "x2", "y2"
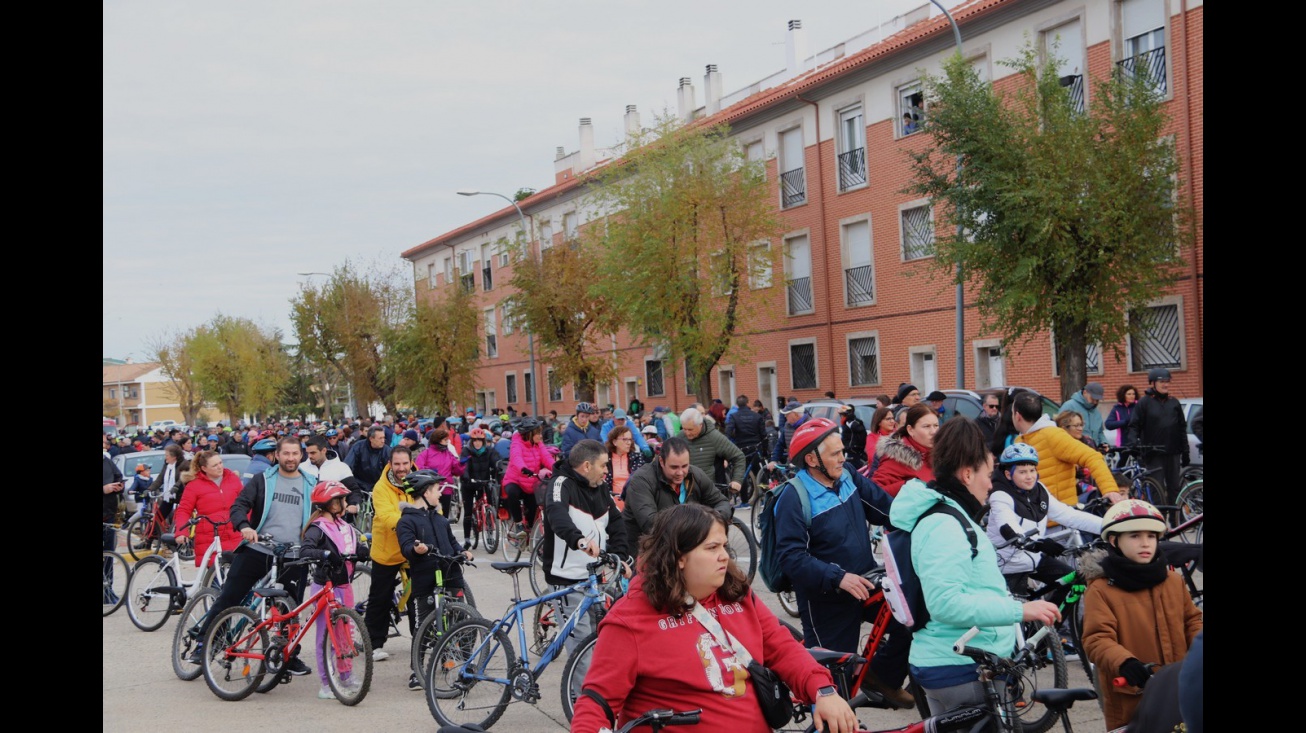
[
  {"x1": 686, "y1": 419, "x2": 746, "y2": 485},
  {"x1": 621, "y1": 461, "x2": 732, "y2": 552}
]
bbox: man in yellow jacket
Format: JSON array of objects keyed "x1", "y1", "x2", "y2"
[
  {"x1": 1012, "y1": 392, "x2": 1122, "y2": 507},
  {"x1": 363, "y1": 445, "x2": 415, "y2": 661}
]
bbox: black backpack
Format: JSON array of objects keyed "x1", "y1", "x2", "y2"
[{"x1": 881, "y1": 501, "x2": 978, "y2": 632}]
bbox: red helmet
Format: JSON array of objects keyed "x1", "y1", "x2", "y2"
[
  {"x1": 311, "y1": 480, "x2": 351, "y2": 508},
  {"x1": 469, "y1": 427, "x2": 487, "y2": 440},
  {"x1": 788, "y1": 417, "x2": 840, "y2": 466}
]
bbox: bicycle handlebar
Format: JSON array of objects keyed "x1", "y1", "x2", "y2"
[
  {"x1": 994, "y1": 527, "x2": 1039, "y2": 550},
  {"x1": 953, "y1": 624, "x2": 1052, "y2": 666}
]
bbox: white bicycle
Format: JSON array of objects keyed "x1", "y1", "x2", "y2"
[{"x1": 125, "y1": 516, "x2": 231, "y2": 632}]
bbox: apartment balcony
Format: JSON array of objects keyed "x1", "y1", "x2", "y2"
[
  {"x1": 845, "y1": 265, "x2": 874, "y2": 306},
  {"x1": 837, "y1": 147, "x2": 867, "y2": 191},
  {"x1": 786, "y1": 276, "x2": 813, "y2": 315},
  {"x1": 1116, "y1": 46, "x2": 1167, "y2": 95},
  {"x1": 780, "y1": 168, "x2": 806, "y2": 208}
]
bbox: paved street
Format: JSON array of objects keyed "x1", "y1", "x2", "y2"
[{"x1": 105, "y1": 538, "x2": 1109, "y2": 732}]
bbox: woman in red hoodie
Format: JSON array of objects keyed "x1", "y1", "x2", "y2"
[
  {"x1": 173, "y1": 449, "x2": 243, "y2": 566},
  {"x1": 571, "y1": 504, "x2": 859, "y2": 733},
  {"x1": 870, "y1": 403, "x2": 939, "y2": 497}
]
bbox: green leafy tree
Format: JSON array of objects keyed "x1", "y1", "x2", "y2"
[
  {"x1": 390, "y1": 284, "x2": 481, "y2": 414},
  {"x1": 588, "y1": 114, "x2": 782, "y2": 403},
  {"x1": 906, "y1": 44, "x2": 1189, "y2": 401},
  {"x1": 189, "y1": 315, "x2": 290, "y2": 422},
  {"x1": 271, "y1": 345, "x2": 322, "y2": 420},
  {"x1": 148, "y1": 328, "x2": 205, "y2": 426}
]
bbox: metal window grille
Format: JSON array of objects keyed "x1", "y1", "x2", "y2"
[
  {"x1": 787, "y1": 277, "x2": 813, "y2": 315},
  {"x1": 845, "y1": 265, "x2": 874, "y2": 306},
  {"x1": 849, "y1": 337, "x2": 879, "y2": 386},
  {"x1": 1116, "y1": 45, "x2": 1167, "y2": 95},
  {"x1": 791, "y1": 343, "x2": 816, "y2": 390},
  {"x1": 645, "y1": 360, "x2": 664, "y2": 397},
  {"x1": 1060, "y1": 74, "x2": 1086, "y2": 114},
  {"x1": 1052, "y1": 337, "x2": 1101, "y2": 376},
  {"x1": 902, "y1": 206, "x2": 934, "y2": 260},
  {"x1": 524, "y1": 372, "x2": 534, "y2": 403},
  {"x1": 780, "y1": 168, "x2": 806, "y2": 208},
  {"x1": 1129, "y1": 304, "x2": 1181, "y2": 370},
  {"x1": 837, "y1": 147, "x2": 866, "y2": 190}
]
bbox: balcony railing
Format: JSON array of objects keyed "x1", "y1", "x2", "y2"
[
  {"x1": 1059, "y1": 74, "x2": 1085, "y2": 114},
  {"x1": 482, "y1": 266, "x2": 493, "y2": 291},
  {"x1": 845, "y1": 265, "x2": 874, "y2": 306},
  {"x1": 837, "y1": 148, "x2": 867, "y2": 190},
  {"x1": 787, "y1": 276, "x2": 813, "y2": 315},
  {"x1": 1116, "y1": 46, "x2": 1167, "y2": 95},
  {"x1": 780, "y1": 168, "x2": 806, "y2": 208}
]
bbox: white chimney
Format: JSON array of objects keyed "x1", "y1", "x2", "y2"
[
  {"x1": 785, "y1": 19, "x2": 809, "y2": 77},
  {"x1": 704, "y1": 64, "x2": 723, "y2": 115},
  {"x1": 624, "y1": 105, "x2": 640, "y2": 141},
  {"x1": 677, "y1": 77, "x2": 696, "y2": 122},
  {"x1": 555, "y1": 146, "x2": 566, "y2": 160},
  {"x1": 578, "y1": 118, "x2": 596, "y2": 171}
]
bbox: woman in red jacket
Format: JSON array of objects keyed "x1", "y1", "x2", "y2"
[
  {"x1": 571, "y1": 503, "x2": 859, "y2": 733},
  {"x1": 173, "y1": 449, "x2": 244, "y2": 566},
  {"x1": 502, "y1": 418, "x2": 555, "y2": 539},
  {"x1": 870, "y1": 403, "x2": 939, "y2": 497}
]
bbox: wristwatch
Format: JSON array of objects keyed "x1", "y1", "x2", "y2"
[{"x1": 816, "y1": 685, "x2": 838, "y2": 698}]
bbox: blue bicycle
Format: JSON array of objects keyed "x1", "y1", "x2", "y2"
[{"x1": 423, "y1": 550, "x2": 626, "y2": 730}]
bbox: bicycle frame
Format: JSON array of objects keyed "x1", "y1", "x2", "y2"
[{"x1": 225, "y1": 578, "x2": 351, "y2": 666}]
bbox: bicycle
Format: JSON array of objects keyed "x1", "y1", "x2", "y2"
[
  {"x1": 443, "y1": 478, "x2": 463, "y2": 525},
  {"x1": 201, "y1": 546, "x2": 373, "y2": 704},
  {"x1": 437, "y1": 705, "x2": 702, "y2": 733},
  {"x1": 353, "y1": 557, "x2": 479, "y2": 642},
  {"x1": 1102, "y1": 446, "x2": 1169, "y2": 506},
  {"x1": 124, "y1": 515, "x2": 231, "y2": 632},
  {"x1": 1169, "y1": 480, "x2": 1202, "y2": 543},
  {"x1": 410, "y1": 552, "x2": 484, "y2": 688},
  {"x1": 125, "y1": 488, "x2": 194, "y2": 562},
  {"x1": 353, "y1": 490, "x2": 375, "y2": 536},
  {"x1": 502, "y1": 504, "x2": 545, "y2": 563},
  {"x1": 422, "y1": 550, "x2": 626, "y2": 729},
  {"x1": 467, "y1": 478, "x2": 501, "y2": 554},
  {"x1": 714, "y1": 483, "x2": 759, "y2": 584},
  {"x1": 103, "y1": 523, "x2": 131, "y2": 617}
]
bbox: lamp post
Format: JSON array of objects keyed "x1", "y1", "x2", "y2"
[
  {"x1": 928, "y1": 0, "x2": 967, "y2": 390},
  {"x1": 456, "y1": 189, "x2": 539, "y2": 418},
  {"x1": 298, "y1": 271, "x2": 357, "y2": 421}
]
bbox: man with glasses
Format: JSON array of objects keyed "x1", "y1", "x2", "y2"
[
  {"x1": 976, "y1": 394, "x2": 1002, "y2": 445},
  {"x1": 1126, "y1": 368, "x2": 1187, "y2": 504}
]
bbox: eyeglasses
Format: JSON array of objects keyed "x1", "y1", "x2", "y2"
[
  {"x1": 617, "y1": 437, "x2": 633, "y2": 442},
  {"x1": 984, "y1": 403, "x2": 1000, "y2": 410},
  {"x1": 1067, "y1": 423, "x2": 1084, "y2": 430}
]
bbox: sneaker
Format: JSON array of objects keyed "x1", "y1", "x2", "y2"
[
  {"x1": 1061, "y1": 639, "x2": 1080, "y2": 662},
  {"x1": 509, "y1": 523, "x2": 526, "y2": 540},
  {"x1": 408, "y1": 672, "x2": 423, "y2": 690},
  {"x1": 133, "y1": 541, "x2": 151, "y2": 550},
  {"x1": 186, "y1": 645, "x2": 205, "y2": 665},
  {"x1": 284, "y1": 656, "x2": 312, "y2": 676},
  {"x1": 372, "y1": 648, "x2": 390, "y2": 662},
  {"x1": 318, "y1": 686, "x2": 336, "y2": 699}
]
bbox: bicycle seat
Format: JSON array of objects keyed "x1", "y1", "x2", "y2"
[
  {"x1": 1030, "y1": 687, "x2": 1097, "y2": 707},
  {"x1": 160, "y1": 533, "x2": 178, "y2": 545},
  {"x1": 808, "y1": 648, "x2": 866, "y2": 668},
  {"x1": 252, "y1": 586, "x2": 292, "y2": 599},
  {"x1": 490, "y1": 561, "x2": 532, "y2": 574}
]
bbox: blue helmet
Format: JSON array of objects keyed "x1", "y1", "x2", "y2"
[
  {"x1": 999, "y1": 442, "x2": 1039, "y2": 467},
  {"x1": 251, "y1": 438, "x2": 277, "y2": 453},
  {"x1": 325, "y1": 429, "x2": 338, "y2": 437}
]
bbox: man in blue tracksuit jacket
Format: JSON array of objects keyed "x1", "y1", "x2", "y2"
[{"x1": 772, "y1": 417, "x2": 915, "y2": 708}]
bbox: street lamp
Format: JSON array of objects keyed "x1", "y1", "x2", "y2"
[
  {"x1": 298, "y1": 271, "x2": 357, "y2": 420},
  {"x1": 928, "y1": 0, "x2": 967, "y2": 390},
  {"x1": 457, "y1": 189, "x2": 539, "y2": 417}
]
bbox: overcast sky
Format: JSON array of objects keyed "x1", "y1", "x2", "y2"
[{"x1": 103, "y1": 0, "x2": 942, "y2": 361}]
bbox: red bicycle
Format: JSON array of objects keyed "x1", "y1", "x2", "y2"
[{"x1": 201, "y1": 546, "x2": 373, "y2": 705}]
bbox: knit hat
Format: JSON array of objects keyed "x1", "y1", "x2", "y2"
[
  {"x1": 402, "y1": 429, "x2": 421, "y2": 442},
  {"x1": 895, "y1": 384, "x2": 919, "y2": 404}
]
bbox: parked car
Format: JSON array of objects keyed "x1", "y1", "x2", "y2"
[
  {"x1": 112, "y1": 451, "x2": 253, "y2": 513},
  {"x1": 939, "y1": 387, "x2": 1061, "y2": 423},
  {"x1": 1102, "y1": 396, "x2": 1202, "y2": 466},
  {"x1": 148, "y1": 419, "x2": 178, "y2": 433},
  {"x1": 801, "y1": 399, "x2": 879, "y2": 428}
]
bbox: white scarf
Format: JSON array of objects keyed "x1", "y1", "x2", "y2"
[{"x1": 161, "y1": 463, "x2": 178, "y2": 502}]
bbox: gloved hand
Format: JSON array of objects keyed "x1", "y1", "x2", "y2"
[
  {"x1": 999, "y1": 524, "x2": 1019, "y2": 541},
  {"x1": 354, "y1": 544, "x2": 370, "y2": 562},
  {"x1": 1119, "y1": 658, "x2": 1152, "y2": 688},
  {"x1": 520, "y1": 467, "x2": 535, "y2": 478},
  {"x1": 1029, "y1": 538, "x2": 1066, "y2": 556}
]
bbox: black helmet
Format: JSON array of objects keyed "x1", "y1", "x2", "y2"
[
  {"x1": 402, "y1": 469, "x2": 443, "y2": 496},
  {"x1": 1147, "y1": 367, "x2": 1172, "y2": 383},
  {"x1": 517, "y1": 417, "x2": 542, "y2": 434}
]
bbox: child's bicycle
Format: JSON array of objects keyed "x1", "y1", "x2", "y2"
[
  {"x1": 410, "y1": 553, "x2": 484, "y2": 687},
  {"x1": 467, "y1": 478, "x2": 501, "y2": 554},
  {"x1": 200, "y1": 545, "x2": 373, "y2": 705},
  {"x1": 422, "y1": 550, "x2": 627, "y2": 729},
  {"x1": 125, "y1": 488, "x2": 194, "y2": 562}
]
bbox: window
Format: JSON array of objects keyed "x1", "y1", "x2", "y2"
[
  {"x1": 836, "y1": 106, "x2": 866, "y2": 191},
  {"x1": 481, "y1": 243, "x2": 493, "y2": 290},
  {"x1": 505, "y1": 374, "x2": 517, "y2": 405},
  {"x1": 842, "y1": 218, "x2": 874, "y2": 306},
  {"x1": 1128, "y1": 300, "x2": 1182, "y2": 371},
  {"x1": 426, "y1": 262, "x2": 436, "y2": 289},
  {"x1": 1043, "y1": 19, "x2": 1086, "y2": 114},
  {"x1": 645, "y1": 359, "x2": 665, "y2": 397},
  {"x1": 779, "y1": 127, "x2": 806, "y2": 208},
  {"x1": 685, "y1": 360, "x2": 696, "y2": 395},
  {"x1": 539, "y1": 221, "x2": 554, "y2": 250},
  {"x1": 501, "y1": 301, "x2": 514, "y2": 334},
  {"x1": 109, "y1": 388, "x2": 116, "y2": 399},
  {"x1": 1119, "y1": 0, "x2": 1167, "y2": 94},
  {"x1": 710, "y1": 251, "x2": 731, "y2": 296},
  {"x1": 789, "y1": 341, "x2": 817, "y2": 390},
  {"x1": 1051, "y1": 331, "x2": 1103, "y2": 377},
  {"x1": 458, "y1": 250, "x2": 474, "y2": 293},
  {"x1": 548, "y1": 369, "x2": 563, "y2": 401},
  {"x1": 563, "y1": 212, "x2": 579, "y2": 240},
  {"x1": 744, "y1": 140, "x2": 765, "y2": 169},
  {"x1": 784, "y1": 234, "x2": 813, "y2": 315},
  {"x1": 898, "y1": 82, "x2": 924, "y2": 136},
  {"x1": 749, "y1": 242, "x2": 773, "y2": 289},
  {"x1": 443, "y1": 256, "x2": 453, "y2": 285},
  {"x1": 900, "y1": 203, "x2": 934, "y2": 261},
  {"x1": 848, "y1": 334, "x2": 879, "y2": 387},
  {"x1": 524, "y1": 371, "x2": 534, "y2": 404},
  {"x1": 484, "y1": 307, "x2": 497, "y2": 358}
]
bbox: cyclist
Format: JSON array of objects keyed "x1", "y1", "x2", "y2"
[
  {"x1": 172, "y1": 449, "x2": 244, "y2": 565},
  {"x1": 1011, "y1": 391, "x2": 1122, "y2": 508},
  {"x1": 560, "y1": 402, "x2": 602, "y2": 459},
  {"x1": 396, "y1": 469, "x2": 474, "y2": 691},
  {"x1": 1125, "y1": 367, "x2": 1189, "y2": 505},
  {"x1": 680, "y1": 407, "x2": 746, "y2": 500},
  {"x1": 871, "y1": 403, "x2": 938, "y2": 497},
  {"x1": 764, "y1": 400, "x2": 808, "y2": 472},
  {"x1": 620, "y1": 435, "x2": 732, "y2": 560},
  {"x1": 771, "y1": 417, "x2": 910, "y2": 708},
  {"x1": 1080, "y1": 499, "x2": 1203, "y2": 731},
  {"x1": 503, "y1": 417, "x2": 555, "y2": 540},
  {"x1": 889, "y1": 416, "x2": 1060, "y2": 720},
  {"x1": 344, "y1": 425, "x2": 393, "y2": 490},
  {"x1": 241, "y1": 436, "x2": 277, "y2": 485},
  {"x1": 458, "y1": 426, "x2": 496, "y2": 549},
  {"x1": 363, "y1": 445, "x2": 416, "y2": 662},
  {"x1": 414, "y1": 426, "x2": 464, "y2": 518},
  {"x1": 300, "y1": 480, "x2": 369, "y2": 699},
  {"x1": 598, "y1": 408, "x2": 652, "y2": 459}
]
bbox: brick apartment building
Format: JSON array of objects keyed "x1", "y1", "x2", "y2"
[{"x1": 401, "y1": 0, "x2": 1203, "y2": 418}]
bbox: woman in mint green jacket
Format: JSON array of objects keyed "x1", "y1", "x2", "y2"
[{"x1": 887, "y1": 416, "x2": 1061, "y2": 719}]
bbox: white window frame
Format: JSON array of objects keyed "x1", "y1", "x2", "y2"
[
  {"x1": 897, "y1": 81, "x2": 925, "y2": 137},
  {"x1": 899, "y1": 199, "x2": 935, "y2": 262},
  {"x1": 539, "y1": 220, "x2": 554, "y2": 250},
  {"x1": 777, "y1": 123, "x2": 806, "y2": 209},
  {"x1": 501, "y1": 301, "x2": 514, "y2": 335},
  {"x1": 484, "y1": 307, "x2": 498, "y2": 359},
  {"x1": 1126, "y1": 294, "x2": 1186, "y2": 374},
  {"x1": 788, "y1": 337, "x2": 819, "y2": 391},
  {"x1": 783, "y1": 231, "x2": 814, "y2": 316},
  {"x1": 1039, "y1": 14, "x2": 1087, "y2": 112},
  {"x1": 972, "y1": 338, "x2": 1009, "y2": 389},
  {"x1": 908, "y1": 346, "x2": 938, "y2": 394},
  {"x1": 523, "y1": 370, "x2": 534, "y2": 404},
  {"x1": 742, "y1": 137, "x2": 766, "y2": 179},
  {"x1": 748, "y1": 241, "x2": 773, "y2": 290},
  {"x1": 644, "y1": 357, "x2": 665, "y2": 397},
  {"x1": 563, "y1": 211, "x2": 579, "y2": 240},
  {"x1": 840, "y1": 214, "x2": 875, "y2": 308},
  {"x1": 846, "y1": 330, "x2": 881, "y2": 388},
  {"x1": 547, "y1": 368, "x2": 563, "y2": 402},
  {"x1": 505, "y1": 371, "x2": 518, "y2": 406},
  {"x1": 835, "y1": 102, "x2": 867, "y2": 193},
  {"x1": 427, "y1": 262, "x2": 436, "y2": 289}
]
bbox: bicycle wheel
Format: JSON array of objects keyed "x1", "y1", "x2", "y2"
[
  {"x1": 530, "y1": 600, "x2": 558, "y2": 657},
  {"x1": 480, "y1": 502, "x2": 500, "y2": 554},
  {"x1": 751, "y1": 495, "x2": 765, "y2": 535},
  {"x1": 501, "y1": 518, "x2": 525, "y2": 562},
  {"x1": 1132, "y1": 476, "x2": 1167, "y2": 506},
  {"x1": 726, "y1": 517, "x2": 758, "y2": 584},
  {"x1": 424, "y1": 618, "x2": 516, "y2": 730},
  {"x1": 350, "y1": 563, "x2": 372, "y2": 616},
  {"x1": 202, "y1": 606, "x2": 269, "y2": 701},
  {"x1": 412, "y1": 599, "x2": 482, "y2": 696},
  {"x1": 1011, "y1": 623, "x2": 1068, "y2": 733},
  {"x1": 324, "y1": 607, "x2": 372, "y2": 705},
  {"x1": 778, "y1": 589, "x2": 800, "y2": 618},
  {"x1": 447, "y1": 495, "x2": 462, "y2": 525},
  {"x1": 172, "y1": 587, "x2": 218, "y2": 681},
  {"x1": 103, "y1": 550, "x2": 131, "y2": 616},
  {"x1": 1172, "y1": 481, "x2": 1203, "y2": 543},
  {"x1": 559, "y1": 630, "x2": 599, "y2": 722},
  {"x1": 126, "y1": 555, "x2": 179, "y2": 632},
  {"x1": 527, "y1": 539, "x2": 548, "y2": 598},
  {"x1": 908, "y1": 672, "x2": 931, "y2": 720},
  {"x1": 1064, "y1": 600, "x2": 1096, "y2": 690},
  {"x1": 126, "y1": 516, "x2": 156, "y2": 562},
  {"x1": 255, "y1": 596, "x2": 297, "y2": 694}
]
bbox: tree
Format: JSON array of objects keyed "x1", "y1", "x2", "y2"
[
  {"x1": 390, "y1": 284, "x2": 481, "y2": 414},
  {"x1": 148, "y1": 328, "x2": 205, "y2": 426},
  {"x1": 189, "y1": 315, "x2": 290, "y2": 422},
  {"x1": 906, "y1": 44, "x2": 1189, "y2": 401},
  {"x1": 588, "y1": 114, "x2": 783, "y2": 404}
]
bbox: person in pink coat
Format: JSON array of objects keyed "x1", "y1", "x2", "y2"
[
  {"x1": 414, "y1": 427, "x2": 465, "y2": 517},
  {"x1": 501, "y1": 418, "x2": 555, "y2": 539},
  {"x1": 173, "y1": 449, "x2": 244, "y2": 566}
]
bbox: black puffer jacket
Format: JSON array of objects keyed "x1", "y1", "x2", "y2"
[
  {"x1": 727, "y1": 407, "x2": 766, "y2": 452},
  {"x1": 1127, "y1": 389, "x2": 1186, "y2": 456}
]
